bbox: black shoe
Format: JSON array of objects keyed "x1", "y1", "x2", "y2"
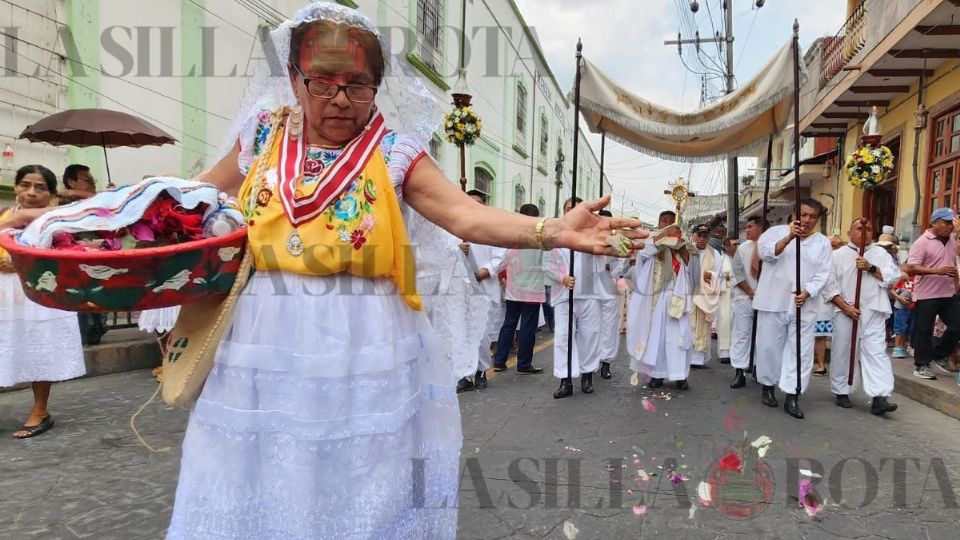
[
  {"x1": 676, "y1": 379, "x2": 690, "y2": 391},
  {"x1": 456, "y1": 377, "x2": 474, "y2": 394},
  {"x1": 835, "y1": 394, "x2": 852, "y2": 408},
  {"x1": 600, "y1": 362, "x2": 612, "y2": 379},
  {"x1": 761, "y1": 385, "x2": 778, "y2": 407},
  {"x1": 649, "y1": 378, "x2": 664, "y2": 389},
  {"x1": 581, "y1": 373, "x2": 594, "y2": 394},
  {"x1": 493, "y1": 365, "x2": 507, "y2": 372},
  {"x1": 690, "y1": 364, "x2": 709, "y2": 370},
  {"x1": 744, "y1": 365, "x2": 754, "y2": 374},
  {"x1": 474, "y1": 371, "x2": 488, "y2": 389},
  {"x1": 719, "y1": 357, "x2": 731, "y2": 365},
  {"x1": 871, "y1": 396, "x2": 898, "y2": 416},
  {"x1": 784, "y1": 393, "x2": 805, "y2": 419},
  {"x1": 730, "y1": 368, "x2": 746, "y2": 389},
  {"x1": 553, "y1": 378, "x2": 574, "y2": 399},
  {"x1": 517, "y1": 366, "x2": 544, "y2": 374}
]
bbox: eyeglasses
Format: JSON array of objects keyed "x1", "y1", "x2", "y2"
[{"x1": 293, "y1": 65, "x2": 377, "y2": 103}]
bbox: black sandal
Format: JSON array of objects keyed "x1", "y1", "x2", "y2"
[{"x1": 13, "y1": 415, "x2": 54, "y2": 439}]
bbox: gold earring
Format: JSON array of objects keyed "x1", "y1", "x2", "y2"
[{"x1": 289, "y1": 102, "x2": 303, "y2": 140}]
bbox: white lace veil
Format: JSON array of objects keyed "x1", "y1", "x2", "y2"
[{"x1": 223, "y1": 1, "x2": 444, "y2": 156}]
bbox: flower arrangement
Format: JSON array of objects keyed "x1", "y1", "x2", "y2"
[
  {"x1": 845, "y1": 144, "x2": 894, "y2": 189},
  {"x1": 444, "y1": 106, "x2": 482, "y2": 147}
]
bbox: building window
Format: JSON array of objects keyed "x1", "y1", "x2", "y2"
[
  {"x1": 516, "y1": 82, "x2": 527, "y2": 139},
  {"x1": 926, "y1": 106, "x2": 960, "y2": 225},
  {"x1": 474, "y1": 166, "x2": 492, "y2": 198},
  {"x1": 539, "y1": 112, "x2": 549, "y2": 164},
  {"x1": 514, "y1": 184, "x2": 525, "y2": 212},
  {"x1": 429, "y1": 134, "x2": 443, "y2": 161},
  {"x1": 416, "y1": 0, "x2": 443, "y2": 73}
]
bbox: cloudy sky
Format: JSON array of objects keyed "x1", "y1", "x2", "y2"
[{"x1": 513, "y1": 0, "x2": 844, "y2": 222}]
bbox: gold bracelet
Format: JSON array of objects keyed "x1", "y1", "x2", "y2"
[{"x1": 535, "y1": 218, "x2": 548, "y2": 250}]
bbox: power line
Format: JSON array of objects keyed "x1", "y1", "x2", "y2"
[
  {"x1": 184, "y1": 0, "x2": 256, "y2": 38},
  {"x1": 0, "y1": 0, "x2": 65, "y2": 26},
  {"x1": 0, "y1": 40, "x2": 220, "y2": 156},
  {"x1": 0, "y1": 31, "x2": 233, "y2": 122}
]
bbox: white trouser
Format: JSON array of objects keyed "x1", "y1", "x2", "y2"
[
  {"x1": 484, "y1": 299, "x2": 506, "y2": 344},
  {"x1": 553, "y1": 298, "x2": 602, "y2": 379},
  {"x1": 829, "y1": 310, "x2": 894, "y2": 398},
  {"x1": 755, "y1": 307, "x2": 816, "y2": 395},
  {"x1": 598, "y1": 297, "x2": 620, "y2": 363},
  {"x1": 729, "y1": 298, "x2": 754, "y2": 369}
]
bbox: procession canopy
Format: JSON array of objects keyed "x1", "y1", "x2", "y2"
[{"x1": 578, "y1": 40, "x2": 800, "y2": 163}]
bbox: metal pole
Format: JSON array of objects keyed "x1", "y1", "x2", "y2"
[
  {"x1": 792, "y1": 20, "x2": 803, "y2": 401},
  {"x1": 100, "y1": 133, "x2": 112, "y2": 186},
  {"x1": 748, "y1": 135, "x2": 774, "y2": 374},
  {"x1": 567, "y1": 39, "x2": 584, "y2": 386},
  {"x1": 724, "y1": 0, "x2": 739, "y2": 237},
  {"x1": 599, "y1": 132, "x2": 606, "y2": 197}
]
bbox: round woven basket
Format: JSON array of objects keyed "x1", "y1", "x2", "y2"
[{"x1": 0, "y1": 228, "x2": 247, "y2": 312}]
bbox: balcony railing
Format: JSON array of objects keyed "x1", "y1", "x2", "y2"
[{"x1": 819, "y1": 0, "x2": 867, "y2": 90}]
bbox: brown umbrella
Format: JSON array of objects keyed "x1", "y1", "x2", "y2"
[{"x1": 19, "y1": 108, "x2": 178, "y2": 185}]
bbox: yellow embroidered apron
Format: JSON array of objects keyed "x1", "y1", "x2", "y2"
[{"x1": 237, "y1": 111, "x2": 422, "y2": 310}]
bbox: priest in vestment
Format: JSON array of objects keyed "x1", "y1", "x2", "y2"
[
  {"x1": 689, "y1": 224, "x2": 723, "y2": 369},
  {"x1": 627, "y1": 212, "x2": 693, "y2": 390}
]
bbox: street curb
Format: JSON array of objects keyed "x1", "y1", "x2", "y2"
[
  {"x1": 890, "y1": 353, "x2": 960, "y2": 420},
  {"x1": 893, "y1": 371, "x2": 960, "y2": 421}
]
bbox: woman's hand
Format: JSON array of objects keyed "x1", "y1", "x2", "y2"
[
  {"x1": 0, "y1": 207, "x2": 52, "y2": 229},
  {"x1": 549, "y1": 196, "x2": 647, "y2": 256}
]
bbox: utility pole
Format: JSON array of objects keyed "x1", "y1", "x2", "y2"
[{"x1": 665, "y1": 0, "x2": 764, "y2": 237}]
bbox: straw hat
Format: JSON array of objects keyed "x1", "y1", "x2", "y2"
[{"x1": 877, "y1": 233, "x2": 899, "y2": 248}]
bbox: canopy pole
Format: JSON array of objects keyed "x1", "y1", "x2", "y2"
[
  {"x1": 791, "y1": 20, "x2": 803, "y2": 402},
  {"x1": 566, "y1": 39, "x2": 584, "y2": 389},
  {"x1": 599, "y1": 131, "x2": 605, "y2": 197},
  {"x1": 748, "y1": 135, "x2": 774, "y2": 375}
]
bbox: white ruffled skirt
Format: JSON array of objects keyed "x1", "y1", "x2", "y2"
[
  {"x1": 167, "y1": 270, "x2": 462, "y2": 540},
  {"x1": 0, "y1": 273, "x2": 85, "y2": 387}
]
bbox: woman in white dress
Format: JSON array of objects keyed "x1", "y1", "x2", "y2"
[
  {"x1": 115, "y1": 3, "x2": 644, "y2": 538},
  {"x1": 0, "y1": 165, "x2": 85, "y2": 438}
]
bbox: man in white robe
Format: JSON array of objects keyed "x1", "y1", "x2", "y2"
[
  {"x1": 821, "y1": 219, "x2": 900, "y2": 415},
  {"x1": 627, "y1": 211, "x2": 693, "y2": 390},
  {"x1": 729, "y1": 216, "x2": 765, "y2": 388},
  {"x1": 715, "y1": 236, "x2": 737, "y2": 365},
  {"x1": 689, "y1": 224, "x2": 723, "y2": 369},
  {"x1": 550, "y1": 198, "x2": 603, "y2": 398},
  {"x1": 597, "y1": 210, "x2": 629, "y2": 380},
  {"x1": 753, "y1": 199, "x2": 832, "y2": 419},
  {"x1": 454, "y1": 190, "x2": 506, "y2": 392}
]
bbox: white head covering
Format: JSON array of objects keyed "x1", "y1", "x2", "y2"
[
  {"x1": 224, "y1": 1, "x2": 443, "y2": 155},
  {"x1": 881, "y1": 225, "x2": 894, "y2": 235}
]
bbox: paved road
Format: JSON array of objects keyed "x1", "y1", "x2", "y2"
[{"x1": 2, "y1": 333, "x2": 960, "y2": 539}]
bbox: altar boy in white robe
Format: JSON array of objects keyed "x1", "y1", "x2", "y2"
[
  {"x1": 455, "y1": 189, "x2": 506, "y2": 392},
  {"x1": 753, "y1": 199, "x2": 832, "y2": 419},
  {"x1": 597, "y1": 210, "x2": 629, "y2": 380},
  {"x1": 729, "y1": 216, "x2": 766, "y2": 388},
  {"x1": 715, "y1": 236, "x2": 738, "y2": 365},
  {"x1": 821, "y1": 219, "x2": 900, "y2": 415},
  {"x1": 689, "y1": 224, "x2": 724, "y2": 369},
  {"x1": 627, "y1": 211, "x2": 693, "y2": 390},
  {"x1": 550, "y1": 198, "x2": 603, "y2": 398}
]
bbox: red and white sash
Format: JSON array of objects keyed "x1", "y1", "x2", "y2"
[{"x1": 277, "y1": 110, "x2": 387, "y2": 226}]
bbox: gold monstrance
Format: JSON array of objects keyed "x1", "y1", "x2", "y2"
[{"x1": 663, "y1": 176, "x2": 696, "y2": 226}]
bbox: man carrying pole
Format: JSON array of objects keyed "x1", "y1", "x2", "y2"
[
  {"x1": 729, "y1": 216, "x2": 766, "y2": 388},
  {"x1": 753, "y1": 199, "x2": 832, "y2": 419},
  {"x1": 822, "y1": 219, "x2": 900, "y2": 415}
]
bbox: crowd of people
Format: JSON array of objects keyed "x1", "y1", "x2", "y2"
[{"x1": 458, "y1": 197, "x2": 959, "y2": 422}]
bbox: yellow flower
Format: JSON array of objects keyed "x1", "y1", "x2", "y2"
[{"x1": 862, "y1": 153, "x2": 874, "y2": 164}]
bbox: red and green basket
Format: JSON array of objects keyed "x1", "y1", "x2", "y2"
[{"x1": 0, "y1": 228, "x2": 247, "y2": 312}]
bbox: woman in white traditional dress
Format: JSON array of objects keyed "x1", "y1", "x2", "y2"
[
  {"x1": 128, "y1": 3, "x2": 644, "y2": 538},
  {"x1": 0, "y1": 165, "x2": 85, "y2": 439}
]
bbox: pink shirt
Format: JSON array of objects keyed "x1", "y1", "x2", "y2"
[{"x1": 907, "y1": 230, "x2": 958, "y2": 301}]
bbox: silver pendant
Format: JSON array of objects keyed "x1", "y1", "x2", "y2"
[{"x1": 286, "y1": 229, "x2": 304, "y2": 257}]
